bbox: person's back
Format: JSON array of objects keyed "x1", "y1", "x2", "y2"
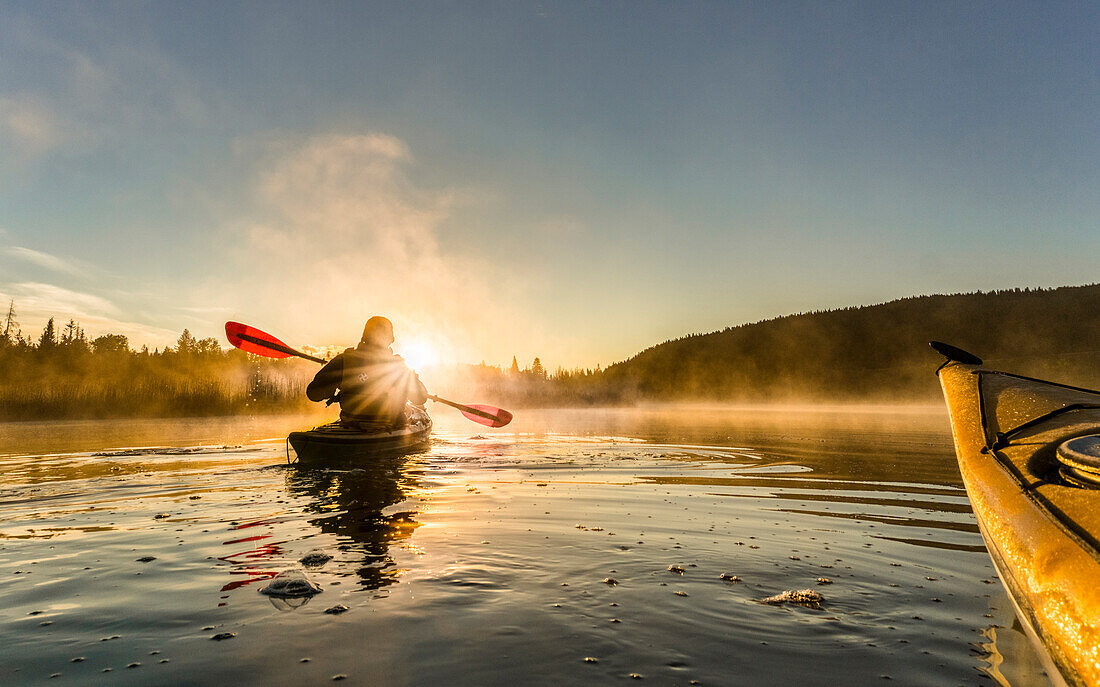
[{"x1": 305, "y1": 317, "x2": 428, "y2": 427}]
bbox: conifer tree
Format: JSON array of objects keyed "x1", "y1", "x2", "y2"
[
  {"x1": 61, "y1": 319, "x2": 85, "y2": 344},
  {"x1": 1, "y1": 299, "x2": 18, "y2": 345},
  {"x1": 176, "y1": 329, "x2": 196, "y2": 355},
  {"x1": 38, "y1": 318, "x2": 57, "y2": 350}
]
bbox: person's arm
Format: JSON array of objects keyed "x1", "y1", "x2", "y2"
[
  {"x1": 408, "y1": 371, "x2": 428, "y2": 405},
  {"x1": 396, "y1": 354, "x2": 429, "y2": 405},
  {"x1": 306, "y1": 355, "x2": 343, "y2": 402}
]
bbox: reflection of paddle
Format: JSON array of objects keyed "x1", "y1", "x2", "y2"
[{"x1": 224, "y1": 321, "x2": 513, "y2": 428}]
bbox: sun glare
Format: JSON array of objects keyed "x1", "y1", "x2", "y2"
[{"x1": 398, "y1": 340, "x2": 438, "y2": 370}]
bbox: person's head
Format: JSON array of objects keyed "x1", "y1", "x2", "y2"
[{"x1": 361, "y1": 316, "x2": 395, "y2": 347}]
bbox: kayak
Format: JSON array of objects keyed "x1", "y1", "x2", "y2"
[
  {"x1": 933, "y1": 342, "x2": 1100, "y2": 687},
  {"x1": 288, "y1": 404, "x2": 432, "y2": 462}
]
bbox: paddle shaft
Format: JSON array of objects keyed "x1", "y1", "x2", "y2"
[
  {"x1": 235, "y1": 331, "x2": 326, "y2": 363},
  {"x1": 426, "y1": 394, "x2": 500, "y2": 422}
]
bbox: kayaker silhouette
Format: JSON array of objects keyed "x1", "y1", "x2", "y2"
[{"x1": 306, "y1": 316, "x2": 428, "y2": 428}]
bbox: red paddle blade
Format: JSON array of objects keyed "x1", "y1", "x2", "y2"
[
  {"x1": 460, "y1": 404, "x2": 513, "y2": 428},
  {"x1": 225, "y1": 321, "x2": 293, "y2": 359}
]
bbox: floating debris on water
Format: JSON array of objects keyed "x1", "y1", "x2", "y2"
[
  {"x1": 259, "y1": 570, "x2": 322, "y2": 597},
  {"x1": 93, "y1": 446, "x2": 248, "y2": 457},
  {"x1": 210, "y1": 632, "x2": 236, "y2": 640},
  {"x1": 817, "y1": 577, "x2": 832, "y2": 585},
  {"x1": 584, "y1": 657, "x2": 599, "y2": 663},
  {"x1": 761, "y1": 589, "x2": 825, "y2": 608},
  {"x1": 136, "y1": 556, "x2": 156, "y2": 562},
  {"x1": 153, "y1": 513, "x2": 170, "y2": 519},
  {"x1": 299, "y1": 551, "x2": 334, "y2": 567},
  {"x1": 93, "y1": 448, "x2": 153, "y2": 457},
  {"x1": 668, "y1": 565, "x2": 685, "y2": 574},
  {"x1": 324, "y1": 604, "x2": 349, "y2": 615},
  {"x1": 602, "y1": 577, "x2": 619, "y2": 585},
  {"x1": 674, "y1": 591, "x2": 689, "y2": 597},
  {"x1": 719, "y1": 572, "x2": 741, "y2": 582}
]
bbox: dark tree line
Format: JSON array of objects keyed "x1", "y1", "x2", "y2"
[{"x1": 600, "y1": 284, "x2": 1100, "y2": 402}]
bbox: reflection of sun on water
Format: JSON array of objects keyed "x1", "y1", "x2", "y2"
[{"x1": 398, "y1": 340, "x2": 437, "y2": 371}]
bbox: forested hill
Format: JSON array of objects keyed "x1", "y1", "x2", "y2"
[{"x1": 601, "y1": 284, "x2": 1100, "y2": 402}]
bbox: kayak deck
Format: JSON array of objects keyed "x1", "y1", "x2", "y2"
[
  {"x1": 288, "y1": 404, "x2": 431, "y2": 463},
  {"x1": 938, "y1": 362, "x2": 1100, "y2": 687}
]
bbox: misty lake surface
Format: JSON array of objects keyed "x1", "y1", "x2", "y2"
[{"x1": 0, "y1": 407, "x2": 1053, "y2": 686}]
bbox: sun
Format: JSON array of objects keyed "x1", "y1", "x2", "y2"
[{"x1": 397, "y1": 339, "x2": 438, "y2": 370}]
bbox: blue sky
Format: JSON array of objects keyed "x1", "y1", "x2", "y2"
[{"x1": 1, "y1": 1, "x2": 1098, "y2": 367}]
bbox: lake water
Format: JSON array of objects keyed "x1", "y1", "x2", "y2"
[{"x1": 0, "y1": 406, "x2": 1053, "y2": 686}]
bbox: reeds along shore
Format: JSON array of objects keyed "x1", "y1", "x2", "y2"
[{"x1": 0, "y1": 326, "x2": 316, "y2": 420}]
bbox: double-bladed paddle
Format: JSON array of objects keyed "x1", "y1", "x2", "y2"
[{"x1": 224, "y1": 321, "x2": 513, "y2": 428}]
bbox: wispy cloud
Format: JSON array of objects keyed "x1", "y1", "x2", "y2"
[
  {"x1": 5, "y1": 246, "x2": 88, "y2": 277},
  {"x1": 0, "y1": 282, "x2": 178, "y2": 346},
  {"x1": 0, "y1": 96, "x2": 81, "y2": 161},
  {"x1": 176, "y1": 305, "x2": 234, "y2": 314},
  {"x1": 0, "y1": 14, "x2": 219, "y2": 169},
  {"x1": 6, "y1": 282, "x2": 120, "y2": 317}
]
